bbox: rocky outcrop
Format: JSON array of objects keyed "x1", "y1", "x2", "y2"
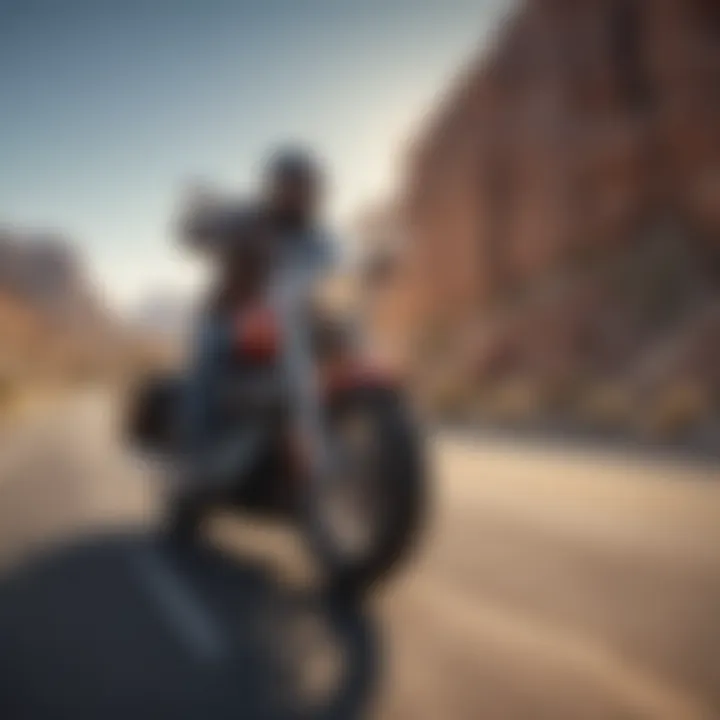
[
  {"x1": 0, "y1": 230, "x2": 106, "y2": 328},
  {"x1": 402, "y1": 0, "x2": 719, "y2": 328},
  {"x1": 0, "y1": 229, "x2": 125, "y2": 381},
  {"x1": 367, "y1": 0, "x2": 720, "y2": 434}
]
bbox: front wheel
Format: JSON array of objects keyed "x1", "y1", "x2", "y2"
[{"x1": 303, "y1": 387, "x2": 427, "y2": 595}]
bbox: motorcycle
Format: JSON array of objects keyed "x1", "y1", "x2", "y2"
[{"x1": 125, "y1": 259, "x2": 426, "y2": 593}]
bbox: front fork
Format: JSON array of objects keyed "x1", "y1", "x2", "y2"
[{"x1": 274, "y1": 278, "x2": 332, "y2": 489}]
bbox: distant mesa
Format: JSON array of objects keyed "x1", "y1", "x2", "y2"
[
  {"x1": 0, "y1": 227, "x2": 142, "y2": 382},
  {"x1": 133, "y1": 290, "x2": 195, "y2": 340},
  {"x1": 0, "y1": 228, "x2": 104, "y2": 328}
]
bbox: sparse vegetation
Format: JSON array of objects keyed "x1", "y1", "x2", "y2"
[
  {"x1": 0, "y1": 375, "x2": 17, "y2": 414},
  {"x1": 478, "y1": 378, "x2": 548, "y2": 425},
  {"x1": 574, "y1": 380, "x2": 636, "y2": 432},
  {"x1": 633, "y1": 381, "x2": 713, "y2": 440}
]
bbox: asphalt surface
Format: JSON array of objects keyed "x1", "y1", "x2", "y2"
[{"x1": 0, "y1": 393, "x2": 718, "y2": 719}]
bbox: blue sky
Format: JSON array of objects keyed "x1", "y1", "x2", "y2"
[{"x1": 0, "y1": 0, "x2": 508, "y2": 309}]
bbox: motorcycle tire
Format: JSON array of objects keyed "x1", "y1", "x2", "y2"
[{"x1": 303, "y1": 386, "x2": 427, "y2": 595}]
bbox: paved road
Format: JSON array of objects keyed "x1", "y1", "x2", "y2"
[{"x1": 0, "y1": 394, "x2": 718, "y2": 719}]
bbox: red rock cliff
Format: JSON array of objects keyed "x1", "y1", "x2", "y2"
[{"x1": 370, "y1": 0, "x2": 719, "y2": 425}]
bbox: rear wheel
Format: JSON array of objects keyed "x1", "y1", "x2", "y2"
[{"x1": 303, "y1": 387, "x2": 426, "y2": 594}]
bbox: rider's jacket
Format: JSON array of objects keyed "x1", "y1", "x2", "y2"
[{"x1": 181, "y1": 221, "x2": 338, "y2": 456}]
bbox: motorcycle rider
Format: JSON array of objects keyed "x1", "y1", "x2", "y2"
[{"x1": 178, "y1": 146, "x2": 336, "y2": 499}]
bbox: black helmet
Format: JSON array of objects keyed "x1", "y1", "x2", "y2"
[{"x1": 263, "y1": 145, "x2": 324, "y2": 188}]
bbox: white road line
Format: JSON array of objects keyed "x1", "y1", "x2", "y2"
[{"x1": 130, "y1": 545, "x2": 227, "y2": 662}]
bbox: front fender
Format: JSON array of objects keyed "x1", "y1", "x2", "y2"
[{"x1": 322, "y1": 357, "x2": 400, "y2": 401}]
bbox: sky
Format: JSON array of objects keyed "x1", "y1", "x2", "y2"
[{"x1": 0, "y1": 0, "x2": 509, "y2": 311}]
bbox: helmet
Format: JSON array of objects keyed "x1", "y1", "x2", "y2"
[{"x1": 263, "y1": 145, "x2": 325, "y2": 188}]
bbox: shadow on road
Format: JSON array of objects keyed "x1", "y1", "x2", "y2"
[{"x1": 0, "y1": 531, "x2": 381, "y2": 720}]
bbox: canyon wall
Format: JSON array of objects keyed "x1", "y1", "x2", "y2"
[{"x1": 368, "y1": 0, "x2": 719, "y2": 432}]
